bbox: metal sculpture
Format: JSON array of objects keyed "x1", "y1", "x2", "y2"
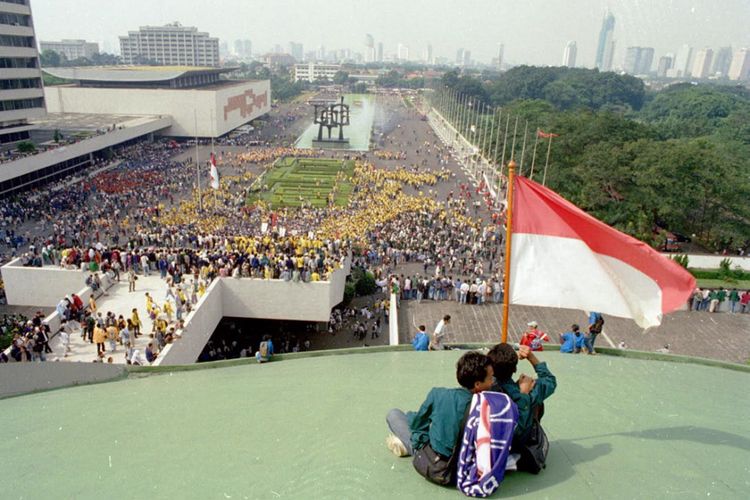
[{"x1": 313, "y1": 96, "x2": 350, "y2": 143}]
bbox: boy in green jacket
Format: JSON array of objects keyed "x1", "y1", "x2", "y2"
[{"x1": 385, "y1": 351, "x2": 494, "y2": 457}]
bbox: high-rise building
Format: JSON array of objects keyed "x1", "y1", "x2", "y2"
[
  {"x1": 364, "y1": 33, "x2": 375, "y2": 63},
  {"x1": 288, "y1": 42, "x2": 303, "y2": 62},
  {"x1": 668, "y1": 45, "x2": 694, "y2": 78},
  {"x1": 377, "y1": 42, "x2": 383, "y2": 62},
  {"x1": 691, "y1": 48, "x2": 714, "y2": 79},
  {"x1": 234, "y1": 39, "x2": 252, "y2": 59},
  {"x1": 119, "y1": 22, "x2": 220, "y2": 66},
  {"x1": 624, "y1": 47, "x2": 654, "y2": 75},
  {"x1": 39, "y1": 39, "x2": 99, "y2": 61},
  {"x1": 456, "y1": 48, "x2": 465, "y2": 65},
  {"x1": 0, "y1": 0, "x2": 46, "y2": 145},
  {"x1": 657, "y1": 54, "x2": 674, "y2": 77},
  {"x1": 397, "y1": 43, "x2": 409, "y2": 61},
  {"x1": 563, "y1": 41, "x2": 577, "y2": 68},
  {"x1": 497, "y1": 44, "x2": 504, "y2": 70},
  {"x1": 728, "y1": 48, "x2": 750, "y2": 81},
  {"x1": 712, "y1": 47, "x2": 733, "y2": 78},
  {"x1": 424, "y1": 43, "x2": 433, "y2": 65},
  {"x1": 595, "y1": 11, "x2": 615, "y2": 70}
]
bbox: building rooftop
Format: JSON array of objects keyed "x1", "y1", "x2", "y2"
[
  {"x1": 43, "y1": 65, "x2": 239, "y2": 84},
  {"x1": 1, "y1": 349, "x2": 748, "y2": 498}
]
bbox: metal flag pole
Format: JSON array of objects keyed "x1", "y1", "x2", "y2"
[
  {"x1": 501, "y1": 159, "x2": 517, "y2": 343},
  {"x1": 194, "y1": 108, "x2": 202, "y2": 212},
  {"x1": 481, "y1": 104, "x2": 492, "y2": 179},
  {"x1": 542, "y1": 135, "x2": 554, "y2": 187},
  {"x1": 211, "y1": 109, "x2": 217, "y2": 208},
  {"x1": 509, "y1": 115, "x2": 519, "y2": 162},
  {"x1": 519, "y1": 121, "x2": 529, "y2": 176},
  {"x1": 500, "y1": 114, "x2": 510, "y2": 177},
  {"x1": 529, "y1": 130, "x2": 540, "y2": 181}
]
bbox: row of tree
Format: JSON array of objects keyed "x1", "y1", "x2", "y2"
[{"x1": 436, "y1": 67, "x2": 750, "y2": 251}]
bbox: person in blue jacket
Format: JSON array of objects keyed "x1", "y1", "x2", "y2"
[
  {"x1": 559, "y1": 324, "x2": 584, "y2": 353},
  {"x1": 412, "y1": 325, "x2": 429, "y2": 351}
]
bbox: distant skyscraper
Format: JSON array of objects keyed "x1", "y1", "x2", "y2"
[
  {"x1": 377, "y1": 42, "x2": 383, "y2": 62},
  {"x1": 456, "y1": 48, "x2": 465, "y2": 65},
  {"x1": 657, "y1": 54, "x2": 674, "y2": 77},
  {"x1": 397, "y1": 43, "x2": 409, "y2": 61},
  {"x1": 728, "y1": 48, "x2": 750, "y2": 81},
  {"x1": 691, "y1": 48, "x2": 714, "y2": 79},
  {"x1": 563, "y1": 41, "x2": 577, "y2": 68},
  {"x1": 625, "y1": 47, "x2": 654, "y2": 75},
  {"x1": 234, "y1": 39, "x2": 252, "y2": 59},
  {"x1": 424, "y1": 43, "x2": 433, "y2": 64},
  {"x1": 288, "y1": 42, "x2": 303, "y2": 61},
  {"x1": 463, "y1": 50, "x2": 471, "y2": 67},
  {"x1": 712, "y1": 47, "x2": 733, "y2": 78},
  {"x1": 595, "y1": 12, "x2": 615, "y2": 70},
  {"x1": 364, "y1": 33, "x2": 375, "y2": 62},
  {"x1": 668, "y1": 44, "x2": 694, "y2": 78},
  {"x1": 497, "y1": 44, "x2": 504, "y2": 70}
]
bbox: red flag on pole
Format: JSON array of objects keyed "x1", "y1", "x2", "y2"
[
  {"x1": 509, "y1": 175, "x2": 695, "y2": 328},
  {"x1": 537, "y1": 130, "x2": 559, "y2": 138}
]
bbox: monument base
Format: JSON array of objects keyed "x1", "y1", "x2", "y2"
[{"x1": 312, "y1": 138, "x2": 351, "y2": 150}]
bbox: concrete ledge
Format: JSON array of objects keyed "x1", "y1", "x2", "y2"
[{"x1": 0, "y1": 362, "x2": 126, "y2": 399}]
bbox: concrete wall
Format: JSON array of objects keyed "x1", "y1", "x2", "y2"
[
  {"x1": 44, "y1": 80, "x2": 270, "y2": 138},
  {"x1": 673, "y1": 254, "x2": 750, "y2": 271},
  {"x1": 154, "y1": 278, "x2": 223, "y2": 366},
  {"x1": 389, "y1": 292, "x2": 399, "y2": 346},
  {"x1": 0, "y1": 362, "x2": 125, "y2": 399},
  {"x1": 1, "y1": 258, "x2": 93, "y2": 307}
]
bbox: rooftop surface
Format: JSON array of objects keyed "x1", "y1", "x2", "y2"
[
  {"x1": 43, "y1": 65, "x2": 238, "y2": 83},
  {"x1": 2, "y1": 350, "x2": 748, "y2": 499},
  {"x1": 31, "y1": 112, "x2": 155, "y2": 132}
]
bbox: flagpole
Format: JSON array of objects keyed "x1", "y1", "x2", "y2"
[
  {"x1": 529, "y1": 130, "x2": 540, "y2": 181},
  {"x1": 211, "y1": 110, "x2": 217, "y2": 209},
  {"x1": 501, "y1": 159, "x2": 517, "y2": 343},
  {"x1": 194, "y1": 108, "x2": 202, "y2": 212},
  {"x1": 542, "y1": 135, "x2": 554, "y2": 187},
  {"x1": 519, "y1": 121, "x2": 528, "y2": 176}
]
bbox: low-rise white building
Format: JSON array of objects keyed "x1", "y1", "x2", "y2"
[{"x1": 294, "y1": 62, "x2": 341, "y2": 82}]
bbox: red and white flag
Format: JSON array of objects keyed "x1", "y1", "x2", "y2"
[
  {"x1": 509, "y1": 175, "x2": 695, "y2": 328},
  {"x1": 209, "y1": 152, "x2": 220, "y2": 190},
  {"x1": 537, "y1": 130, "x2": 559, "y2": 138}
]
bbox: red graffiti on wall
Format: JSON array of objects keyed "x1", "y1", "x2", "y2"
[{"x1": 223, "y1": 90, "x2": 268, "y2": 121}]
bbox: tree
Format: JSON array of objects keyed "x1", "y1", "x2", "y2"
[
  {"x1": 17, "y1": 141, "x2": 36, "y2": 153},
  {"x1": 39, "y1": 49, "x2": 61, "y2": 67},
  {"x1": 53, "y1": 129, "x2": 63, "y2": 143},
  {"x1": 352, "y1": 82, "x2": 368, "y2": 94},
  {"x1": 333, "y1": 71, "x2": 349, "y2": 85}
]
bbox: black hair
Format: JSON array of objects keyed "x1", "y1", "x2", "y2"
[
  {"x1": 487, "y1": 343, "x2": 517, "y2": 382},
  {"x1": 572, "y1": 324, "x2": 580, "y2": 332},
  {"x1": 456, "y1": 351, "x2": 491, "y2": 390}
]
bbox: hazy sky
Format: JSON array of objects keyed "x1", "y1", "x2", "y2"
[{"x1": 31, "y1": 0, "x2": 750, "y2": 67}]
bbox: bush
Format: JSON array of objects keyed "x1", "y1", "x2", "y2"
[
  {"x1": 355, "y1": 271, "x2": 377, "y2": 296},
  {"x1": 671, "y1": 254, "x2": 689, "y2": 268},
  {"x1": 17, "y1": 141, "x2": 36, "y2": 153},
  {"x1": 343, "y1": 282, "x2": 355, "y2": 306}
]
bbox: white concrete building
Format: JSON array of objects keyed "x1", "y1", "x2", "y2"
[
  {"x1": 0, "y1": 0, "x2": 45, "y2": 145},
  {"x1": 39, "y1": 39, "x2": 99, "y2": 61},
  {"x1": 563, "y1": 41, "x2": 577, "y2": 68},
  {"x1": 43, "y1": 66, "x2": 270, "y2": 137},
  {"x1": 691, "y1": 48, "x2": 714, "y2": 79},
  {"x1": 728, "y1": 48, "x2": 750, "y2": 81},
  {"x1": 293, "y1": 62, "x2": 340, "y2": 82},
  {"x1": 119, "y1": 22, "x2": 219, "y2": 67}
]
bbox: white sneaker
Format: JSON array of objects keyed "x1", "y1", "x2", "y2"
[{"x1": 386, "y1": 433, "x2": 408, "y2": 457}]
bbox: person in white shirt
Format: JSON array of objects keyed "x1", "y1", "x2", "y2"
[{"x1": 430, "y1": 315, "x2": 451, "y2": 350}]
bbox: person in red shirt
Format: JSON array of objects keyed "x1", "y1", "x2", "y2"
[{"x1": 520, "y1": 321, "x2": 550, "y2": 351}]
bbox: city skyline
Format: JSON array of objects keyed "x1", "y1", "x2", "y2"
[{"x1": 31, "y1": 0, "x2": 750, "y2": 68}]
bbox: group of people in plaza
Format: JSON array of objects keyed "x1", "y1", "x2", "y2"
[{"x1": 691, "y1": 287, "x2": 750, "y2": 313}]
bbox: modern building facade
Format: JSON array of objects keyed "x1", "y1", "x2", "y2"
[
  {"x1": 657, "y1": 55, "x2": 674, "y2": 77},
  {"x1": 691, "y1": 48, "x2": 714, "y2": 79},
  {"x1": 667, "y1": 45, "x2": 694, "y2": 78},
  {"x1": 43, "y1": 66, "x2": 269, "y2": 137},
  {"x1": 563, "y1": 41, "x2": 577, "y2": 68},
  {"x1": 0, "y1": 0, "x2": 45, "y2": 145},
  {"x1": 712, "y1": 47, "x2": 733, "y2": 78},
  {"x1": 728, "y1": 48, "x2": 750, "y2": 81},
  {"x1": 293, "y1": 62, "x2": 340, "y2": 82},
  {"x1": 623, "y1": 46, "x2": 654, "y2": 75},
  {"x1": 39, "y1": 39, "x2": 99, "y2": 61},
  {"x1": 288, "y1": 41, "x2": 303, "y2": 62},
  {"x1": 119, "y1": 22, "x2": 220, "y2": 66},
  {"x1": 595, "y1": 12, "x2": 615, "y2": 70}
]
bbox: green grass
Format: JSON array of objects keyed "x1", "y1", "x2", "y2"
[
  {"x1": 696, "y1": 278, "x2": 750, "y2": 289},
  {"x1": 247, "y1": 157, "x2": 355, "y2": 208}
]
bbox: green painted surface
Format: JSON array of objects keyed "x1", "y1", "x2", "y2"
[
  {"x1": 2, "y1": 351, "x2": 749, "y2": 499},
  {"x1": 295, "y1": 94, "x2": 375, "y2": 151},
  {"x1": 248, "y1": 157, "x2": 354, "y2": 208}
]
